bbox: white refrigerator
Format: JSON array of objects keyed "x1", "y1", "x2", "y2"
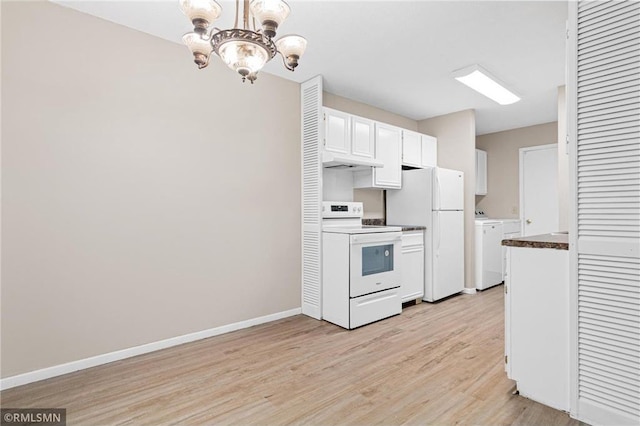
[{"x1": 387, "y1": 167, "x2": 465, "y2": 302}]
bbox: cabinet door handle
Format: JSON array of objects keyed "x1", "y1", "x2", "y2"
[{"x1": 526, "y1": 219, "x2": 532, "y2": 225}]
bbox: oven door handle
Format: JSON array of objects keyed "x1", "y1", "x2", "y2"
[{"x1": 351, "y1": 233, "x2": 402, "y2": 245}]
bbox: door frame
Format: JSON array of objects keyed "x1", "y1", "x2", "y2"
[{"x1": 519, "y1": 143, "x2": 557, "y2": 235}]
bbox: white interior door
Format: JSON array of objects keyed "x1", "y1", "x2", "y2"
[{"x1": 520, "y1": 145, "x2": 559, "y2": 236}]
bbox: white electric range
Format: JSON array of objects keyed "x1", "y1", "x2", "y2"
[{"x1": 321, "y1": 201, "x2": 403, "y2": 329}]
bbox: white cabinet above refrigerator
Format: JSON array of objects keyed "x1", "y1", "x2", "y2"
[{"x1": 402, "y1": 130, "x2": 438, "y2": 169}]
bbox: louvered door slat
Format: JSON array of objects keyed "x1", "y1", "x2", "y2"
[
  {"x1": 301, "y1": 76, "x2": 323, "y2": 320},
  {"x1": 578, "y1": 1, "x2": 637, "y2": 24},
  {"x1": 577, "y1": 50, "x2": 639, "y2": 80},
  {"x1": 577, "y1": 41, "x2": 639, "y2": 68},
  {"x1": 578, "y1": 36, "x2": 640, "y2": 62},
  {"x1": 579, "y1": 166, "x2": 639, "y2": 178},
  {"x1": 578, "y1": 212, "x2": 638, "y2": 221},
  {"x1": 578, "y1": 8, "x2": 640, "y2": 37},
  {"x1": 581, "y1": 306, "x2": 639, "y2": 325},
  {"x1": 580, "y1": 368, "x2": 638, "y2": 398},
  {"x1": 580, "y1": 317, "x2": 640, "y2": 340},
  {"x1": 578, "y1": 141, "x2": 639, "y2": 154},
  {"x1": 581, "y1": 377, "x2": 639, "y2": 406},
  {"x1": 579, "y1": 167, "x2": 639, "y2": 177},
  {"x1": 577, "y1": 133, "x2": 637, "y2": 147},
  {"x1": 578, "y1": 106, "x2": 639, "y2": 124},
  {"x1": 578, "y1": 114, "x2": 639, "y2": 131},
  {"x1": 581, "y1": 369, "x2": 638, "y2": 394},
  {"x1": 577, "y1": 79, "x2": 639, "y2": 100},
  {"x1": 579, "y1": 29, "x2": 639, "y2": 55},
  {"x1": 581, "y1": 389, "x2": 640, "y2": 416},
  {"x1": 581, "y1": 338, "x2": 640, "y2": 361},
  {"x1": 578, "y1": 150, "x2": 640, "y2": 164},
  {"x1": 580, "y1": 318, "x2": 639, "y2": 339},
  {"x1": 579, "y1": 91, "x2": 638, "y2": 109}
]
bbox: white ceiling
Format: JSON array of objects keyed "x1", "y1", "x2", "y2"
[{"x1": 53, "y1": 0, "x2": 568, "y2": 135}]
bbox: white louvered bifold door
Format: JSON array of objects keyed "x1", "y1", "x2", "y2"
[
  {"x1": 570, "y1": 1, "x2": 640, "y2": 425},
  {"x1": 301, "y1": 76, "x2": 323, "y2": 319}
]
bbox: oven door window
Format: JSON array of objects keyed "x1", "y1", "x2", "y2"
[{"x1": 362, "y1": 244, "x2": 394, "y2": 276}]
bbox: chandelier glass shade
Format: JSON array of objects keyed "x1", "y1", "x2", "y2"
[{"x1": 180, "y1": 0, "x2": 306, "y2": 83}]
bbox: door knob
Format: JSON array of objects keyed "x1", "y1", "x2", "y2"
[{"x1": 526, "y1": 219, "x2": 532, "y2": 224}]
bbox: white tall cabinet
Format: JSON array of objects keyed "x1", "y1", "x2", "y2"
[{"x1": 568, "y1": 2, "x2": 640, "y2": 425}]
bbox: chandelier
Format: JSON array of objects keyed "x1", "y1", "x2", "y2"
[{"x1": 180, "y1": 0, "x2": 307, "y2": 83}]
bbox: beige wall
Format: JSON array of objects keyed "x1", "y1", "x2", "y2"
[
  {"x1": 557, "y1": 86, "x2": 568, "y2": 231},
  {"x1": 323, "y1": 92, "x2": 418, "y2": 219},
  {"x1": 323, "y1": 92, "x2": 418, "y2": 131},
  {"x1": 1, "y1": 1, "x2": 301, "y2": 378},
  {"x1": 475, "y1": 122, "x2": 558, "y2": 219},
  {"x1": 418, "y1": 110, "x2": 476, "y2": 288}
]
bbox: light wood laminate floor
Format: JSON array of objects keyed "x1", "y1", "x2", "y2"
[{"x1": 1, "y1": 286, "x2": 580, "y2": 425}]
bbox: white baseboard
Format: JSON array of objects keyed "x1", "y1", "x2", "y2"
[
  {"x1": 462, "y1": 288, "x2": 477, "y2": 294},
  {"x1": 0, "y1": 307, "x2": 301, "y2": 391}
]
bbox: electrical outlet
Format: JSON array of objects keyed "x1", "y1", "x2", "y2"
[{"x1": 511, "y1": 206, "x2": 518, "y2": 215}]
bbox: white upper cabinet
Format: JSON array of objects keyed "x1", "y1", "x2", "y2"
[
  {"x1": 350, "y1": 116, "x2": 375, "y2": 159},
  {"x1": 476, "y1": 148, "x2": 488, "y2": 195},
  {"x1": 375, "y1": 123, "x2": 402, "y2": 188},
  {"x1": 402, "y1": 130, "x2": 438, "y2": 168},
  {"x1": 324, "y1": 108, "x2": 350, "y2": 155},
  {"x1": 354, "y1": 122, "x2": 402, "y2": 189},
  {"x1": 402, "y1": 130, "x2": 422, "y2": 168},
  {"x1": 323, "y1": 107, "x2": 374, "y2": 159},
  {"x1": 421, "y1": 135, "x2": 437, "y2": 168}
]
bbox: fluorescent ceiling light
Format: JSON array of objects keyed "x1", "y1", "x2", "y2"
[{"x1": 453, "y1": 65, "x2": 520, "y2": 105}]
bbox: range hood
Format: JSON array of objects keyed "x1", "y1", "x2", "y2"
[{"x1": 322, "y1": 151, "x2": 384, "y2": 170}]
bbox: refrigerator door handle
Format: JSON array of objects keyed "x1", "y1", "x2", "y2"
[
  {"x1": 436, "y1": 211, "x2": 441, "y2": 254},
  {"x1": 435, "y1": 173, "x2": 441, "y2": 211}
]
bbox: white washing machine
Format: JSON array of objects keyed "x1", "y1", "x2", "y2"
[{"x1": 475, "y1": 219, "x2": 504, "y2": 290}]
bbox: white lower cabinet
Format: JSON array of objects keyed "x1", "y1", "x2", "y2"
[
  {"x1": 505, "y1": 245, "x2": 569, "y2": 411},
  {"x1": 401, "y1": 231, "x2": 424, "y2": 302}
]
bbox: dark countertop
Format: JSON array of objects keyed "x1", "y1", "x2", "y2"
[
  {"x1": 362, "y1": 219, "x2": 426, "y2": 232},
  {"x1": 393, "y1": 225, "x2": 427, "y2": 232},
  {"x1": 502, "y1": 233, "x2": 569, "y2": 250}
]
